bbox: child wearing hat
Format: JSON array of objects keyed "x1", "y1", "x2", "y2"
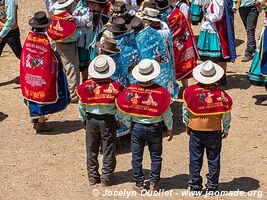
[
  {"x1": 182, "y1": 60, "x2": 232, "y2": 192},
  {"x1": 77, "y1": 55, "x2": 124, "y2": 186},
  {"x1": 116, "y1": 59, "x2": 173, "y2": 192}
]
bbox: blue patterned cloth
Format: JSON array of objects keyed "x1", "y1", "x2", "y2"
[
  {"x1": 115, "y1": 31, "x2": 142, "y2": 86},
  {"x1": 135, "y1": 27, "x2": 178, "y2": 98}
]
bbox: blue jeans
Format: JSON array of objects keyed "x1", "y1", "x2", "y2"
[
  {"x1": 239, "y1": 6, "x2": 259, "y2": 56},
  {"x1": 188, "y1": 130, "x2": 222, "y2": 191},
  {"x1": 131, "y1": 122, "x2": 163, "y2": 185}
]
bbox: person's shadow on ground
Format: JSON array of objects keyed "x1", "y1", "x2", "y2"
[
  {"x1": 223, "y1": 74, "x2": 251, "y2": 90},
  {"x1": 38, "y1": 120, "x2": 83, "y2": 135},
  {"x1": 0, "y1": 112, "x2": 8, "y2": 122},
  {"x1": 252, "y1": 95, "x2": 267, "y2": 105},
  {"x1": 0, "y1": 76, "x2": 20, "y2": 87}
]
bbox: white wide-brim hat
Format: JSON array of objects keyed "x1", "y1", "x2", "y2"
[
  {"x1": 132, "y1": 59, "x2": 160, "y2": 82},
  {"x1": 192, "y1": 60, "x2": 224, "y2": 84},
  {"x1": 53, "y1": 0, "x2": 75, "y2": 10},
  {"x1": 89, "y1": 55, "x2": 116, "y2": 79}
]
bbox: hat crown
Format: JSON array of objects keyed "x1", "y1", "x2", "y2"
[
  {"x1": 29, "y1": 11, "x2": 50, "y2": 28},
  {"x1": 112, "y1": 18, "x2": 128, "y2": 31},
  {"x1": 139, "y1": 59, "x2": 154, "y2": 75},
  {"x1": 144, "y1": 7, "x2": 159, "y2": 18},
  {"x1": 200, "y1": 61, "x2": 216, "y2": 77},
  {"x1": 94, "y1": 57, "x2": 109, "y2": 73},
  {"x1": 113, "y1": 2, "x2": 127, "y2": 12}
]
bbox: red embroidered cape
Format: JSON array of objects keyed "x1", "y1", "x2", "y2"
[
  {"x1": 20, "y1": 31, "x2": 58, "y2": 104},
  {"x1": 168, "y1": 7, "x2": 199, "y2": 80},
  {"x1": 48, "y1": 10, "x2": 77, "y2": 42},
  {"x1": 210, "y1": 3, "x2": 230, "y2": 59},
  {"x1": 183, "y1": 84, "x2": 233, "y2": 116},
  {"x1": 77, "y1": 79, "x2": 123, "y2": 105},
  {"x1": 116, "y1": 84, "x2": 171, "y2": 118}
]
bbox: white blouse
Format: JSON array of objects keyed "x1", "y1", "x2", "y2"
[{"x1": 200, "y1": 0, "x2": 224, "y2": 33}]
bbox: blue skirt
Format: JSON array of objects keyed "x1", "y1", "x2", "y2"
[
  {"x1": 190, "y1": 0, "x2": 203, "y2": 25},
  {"x1": 197, "y1": 30, "x2": 228, "y2": 62},
  {"x1": 249, "y1": 49, "x2": 267, "y2": 86}
]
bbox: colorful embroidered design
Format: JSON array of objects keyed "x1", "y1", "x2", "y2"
[
  {"x1": 183, "y1": 83, "x2": 233, "y2": 116},
  {"x1": 116, "y1": 83, "x2": 171, "y2": 118},
  {"x1": 77, "y1": 79, "x2": 123, "y2": 105}
]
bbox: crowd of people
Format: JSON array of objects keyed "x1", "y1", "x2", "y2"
[{"x1": 0, "y1": 0, "x2": 266, "y2": 195}]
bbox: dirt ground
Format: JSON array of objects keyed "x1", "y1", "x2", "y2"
[{"x1": 0, "y1": 1, "x2": 266, "y2": 200}]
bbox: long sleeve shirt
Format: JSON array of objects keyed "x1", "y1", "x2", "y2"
[
  {"x1": 117, "y1": 106, "x2": 173, "y2": 130},
  {"x1": 79, "y1": 102, "x2": 117, "y2": 121},
  {"x1": 200, "y1": 0, "x2": 224, "y2": 33},
  {"x1": 182, "y1": 103, "x2": 232, "y2": 133},
  {"x1": 0, "y1": 0, "x2": 17, "y2": 38}
]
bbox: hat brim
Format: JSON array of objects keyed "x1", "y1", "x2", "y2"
[
  {"x1": 109, "y1": 4, "x2": 132, "y2": 18},
  {"x1": 141, "y1": 16, "x2": 161, "y2": 22},
  {"x1": 132, "y1": 60, "x2": 161, "y2": 82},
  {"x1": 88, "y1": 55, "x2": 116, "y2": 79},
  {"x1": 156, "y1": 2, "x2": 172, "y2": 11},
  {"x1": 53, "y1": 0, "x2": 75, "y2": 10},
  {"x1": 29, "y1": 18, "x2": 52, "y2": 28},
  {"x1": 192, "y1": 62, "x2": 224, "y2": 84},
  {"x1": 96, "y1": 41, "x2": 121, "y2": 54},
  {"x1": 87, "y1": 0, "x2": 108, "y2": 4},
  {"x1": 106, "y1": 24, "x2": 132, "y2": 33}
]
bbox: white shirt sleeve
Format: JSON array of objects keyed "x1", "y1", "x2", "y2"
[
  {"x1": 205, "y1": 0, "x2": 224, "y2": 23},
  {"x1": 179, "y1": 3, "x2": 189, "y2": 19}
]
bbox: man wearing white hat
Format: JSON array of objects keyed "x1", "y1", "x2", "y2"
[
  {"x1": 49, "y1": 0, "x2": 81, "y2": 103},
  {"x1": 77, "y1": 55, "x2": 124, "y2": 186},
  {"x1": 182, "y1": 60, "x2": 233, "y2": 193},
  {"x1": 116, "y1": 58, "x2": 173, "y2": 192}
]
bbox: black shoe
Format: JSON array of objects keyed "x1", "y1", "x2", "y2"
[
  {"x1": 35, "y1": 123, "x2": 53, "y2": 133},
  {"x1": 241, "y1": 55, "x2": 253, "y2": 62},
  {"x1": 132, "y1": 183, "x2": 144, "y2": 194},
  {"x1": 89, "y1": 178, "x2": 101, "y2": 186}
]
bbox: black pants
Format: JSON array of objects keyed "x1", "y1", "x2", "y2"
[
  {"x1": 188, "y1": 130, "x2": 222, "y2": 191},
  {"x1": 239, "y1": 6, "x2": 259, "y2": 57},
  {"x1": 0, "y1": 28, "x2": 22, "y2": 59},
  {"x1": 86, "y1": 113, "x2": 116, "y2": 183}
]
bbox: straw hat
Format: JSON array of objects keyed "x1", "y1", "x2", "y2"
[
  {"x1": 192, "y1": 61, "x2": 224, "y2": 84},
  {"x1": 88, "y1": 55, "x2": 116, "y2": 79},
  {"x1": 53, "y1": 0, "x2": 75, "y2": 10},
  {"x1": 141, "y1": 7, "x2": 161, "y2": 22},
  {"x1": 132, "y1": 59, "x2": 160, "y2": 82}
]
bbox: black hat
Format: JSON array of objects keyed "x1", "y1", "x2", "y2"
[
  {"x1": 130, "y1": 17, "x2": 144, "y2": 33},
  {"x1": 156, "y1": 0, "x2": 171, "y2": 11},
  {"x1": 107, "y1": 18, "x2": 132, "y2": 33},
  {"x1": 87, "y1": 0, "x2": 108, "y2": 4},
  {"x1": 109, "y1": 1, "x2": 132, "y2": 17},
  {"x1": 29, "y1": 11, "x2": 52, "y2": 28},
  {"x1": 96, "y1": 37, "x2": 121, "y2": 54}
]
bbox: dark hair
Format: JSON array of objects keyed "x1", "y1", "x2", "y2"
[{"x1": 31, "y1": 27, "x2": 46, "y2": 32}]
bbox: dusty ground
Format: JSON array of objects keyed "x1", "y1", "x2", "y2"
[{"x1": 0, "y1": 1, "x2": 266, "y2": 200}]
